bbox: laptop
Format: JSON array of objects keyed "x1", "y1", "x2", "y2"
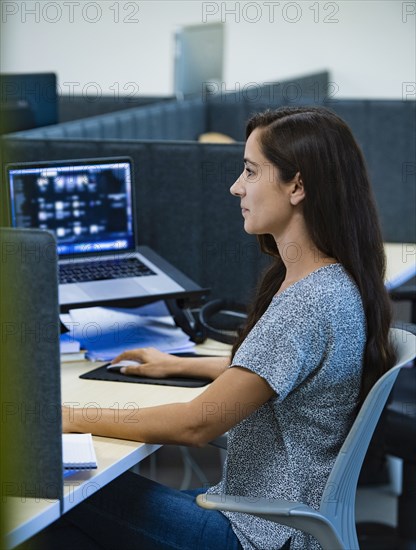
[{"x1": 6, "y1": 157, "x2": 194, "y2": 309}]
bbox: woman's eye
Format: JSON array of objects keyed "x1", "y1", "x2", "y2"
[{"x1": 245, "y1": 167, "x2": 254, "y2": 177}]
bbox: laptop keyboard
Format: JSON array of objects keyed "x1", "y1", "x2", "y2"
[{"x1": 59, "y1": 258, "x2": 156, "y2": 284}]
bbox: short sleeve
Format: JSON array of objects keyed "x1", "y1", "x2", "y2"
[{"x1": 232, "y1": 291, "x2": 328, "y2": 402}]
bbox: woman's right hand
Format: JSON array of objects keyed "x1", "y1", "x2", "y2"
[{"x1": 110, "y1": 347, "x2": 182, "y2": 378}]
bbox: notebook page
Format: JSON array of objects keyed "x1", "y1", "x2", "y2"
[{"x1": 62, "y1": 433, "x2": 97, "y2": 469}]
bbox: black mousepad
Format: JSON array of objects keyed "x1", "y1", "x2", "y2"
[{"x1": 80, "y1": 353, "x2": 211, "y2": 388}]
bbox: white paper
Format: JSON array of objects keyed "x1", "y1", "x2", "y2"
[
  {"x1": 60, "y1": 331, "x2": 81, "y2": 354},
  {"x1": 60, "y1": 302, "x2": 195, "y2": 361}
]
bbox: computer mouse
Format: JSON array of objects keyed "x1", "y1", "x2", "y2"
[{"x1": 106, "y1": 359, "x2": 141, "y2": 372}]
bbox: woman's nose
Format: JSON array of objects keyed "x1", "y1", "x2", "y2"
[{"x1": 230, "y1": 173, "x2": 244, "y2": 196}]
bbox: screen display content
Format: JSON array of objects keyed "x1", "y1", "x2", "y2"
[{"x1": 8, "y1": 160, "x2": 134, "y2": 256}]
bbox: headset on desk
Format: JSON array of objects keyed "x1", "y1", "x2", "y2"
[
  {"x1": 166, "y1": 298, "x2": 248, "y2": 345},
  {"x1": 198, "y1": 299, "x2": 248, "y2": 345}
]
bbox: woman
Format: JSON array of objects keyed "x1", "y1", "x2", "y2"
[{"x1": 61, "y1": 106, "x2": 395, "y2": 550}]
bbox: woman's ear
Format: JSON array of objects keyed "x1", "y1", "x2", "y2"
[{"x1": 289, "y1": 172, "x2": 305, "y2": 206}]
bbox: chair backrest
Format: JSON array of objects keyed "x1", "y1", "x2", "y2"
[{"x1": 319, "y1": 327, "x2": 416, "y2": 549}]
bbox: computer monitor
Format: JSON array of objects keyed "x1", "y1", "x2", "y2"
[
  {"x1": 173, "y1": 22, "x2": 224, "y2": 100},
  {"x1": 0, "y1": 73, "x2": 58, "y2": 133}
]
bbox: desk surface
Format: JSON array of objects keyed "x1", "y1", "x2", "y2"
[
  {"x1": 4, "y1": 498, "x2": 60, "y2": 549},
  {"x1": 4, "y1": 360, "x2": 208, "y2": 549},
  {"x1": 61, "y1": 360, "x2": 207, "y2": 512}
]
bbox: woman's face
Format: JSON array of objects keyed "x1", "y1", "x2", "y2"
[{"x1": 230, "y1": 128, "x2": 301, "y2": 241}]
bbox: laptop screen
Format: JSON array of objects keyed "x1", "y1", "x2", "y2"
[{"x1": 7, "y1": 158, "x2": 135, "y2": 257}]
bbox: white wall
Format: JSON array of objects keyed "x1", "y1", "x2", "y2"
[{"x1": 1, "y1": 0, "x2": 415, "y2": 99}]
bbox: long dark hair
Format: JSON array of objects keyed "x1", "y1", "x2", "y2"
[{"x1": 231, "y1": 106, "x2": 396, "y2": 401}]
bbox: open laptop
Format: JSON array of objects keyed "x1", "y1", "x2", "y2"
[{"x1": 6, "y1": 157, "x2": 193, "y2": 308}]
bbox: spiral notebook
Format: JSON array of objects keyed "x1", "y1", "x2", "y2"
[{"x1": 62, "y1": 433, "x2": 97, "y2": 469}]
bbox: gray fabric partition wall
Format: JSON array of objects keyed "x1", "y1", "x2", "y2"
[
  {"x1": 205, "y1": 99, "x2": 416, "y2": 243},
  {"x1": 0, "y1": 228, "x2": 63, "y2": 503},
  {"x1": 8, "y1": 98, "x2": 207, "y2": 141},
  {"x1": 5, "y1": 73, "x2": 330, "y2": 142},
  {"x1": 8, "y1": 68, "x2": 413, "y2": 242},
  {"x1": 326, "y1": 100, "x2": 416, "y2": 243},
  {"x1": 205, "y1": 70, "x2": 331, "y2": 140},
  {"x1": 59, "y1": 95, "x2": 173, "y2": 123}
]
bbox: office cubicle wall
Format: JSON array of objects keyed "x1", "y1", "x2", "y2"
[
  {"x1": 58, "y1": 95, "x2": 173, "y2": 123},
  {"x1": 0, "y1": 73, "x2": 58, "y2": 134},
  {"x1": 328, "y1": 100, "x2": 416, "y2": 243},
  {"x1": 0, "y1": 229, "x2": 63, "y2": 503},
  {"x1": 205, "y1": 99, "x2": 416, "y2": 244},
  {"x1": 7, "y1": 98, "x2": 207, "y2": 141},
  {"x1": 6, "y1": 88, "x2": 413, "y2": 247},
  {"x1": 5, "y1": 73, "x2": 330, "y2": 142},
  {"x1": 10, "y1": 67, "x2": 413, "y2": 238},
  {"x1": 205, "y1": 71, "x2": 331, "y2": 141}
]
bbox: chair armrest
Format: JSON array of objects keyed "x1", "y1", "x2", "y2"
[
  {"x1": 208, "y1": 434, "x2": 228, "y2": 450},
  {"x1": 196, "y1": 493, "x2": 346, "y2": 550},
  {"x1": 197, "y1": 492, "x2": 306, "y2": 516}
]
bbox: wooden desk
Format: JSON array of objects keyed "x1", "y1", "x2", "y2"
[
  {"x1": 4, "y1": 498, "x2": 60, "y2": 549},
  {"x1": 61, "y1": 359, "x2": 207, "y2": 512},
  {"x1": 4, "y1": 359, "x2": 209, "y2": 549}
]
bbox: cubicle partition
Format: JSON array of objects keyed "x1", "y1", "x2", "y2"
[
  {"x1": 0, "y1": 228, "x2": 63, "y2": 504},
  {"x1": 58, "y1": 94, "x2": 174, "y2": 123},
  {"x1": 333, "y1": 100, "x2": 415, "y2": 243},
  {"x1": 7, "y1": 98, "x2": 207, "y2": 141},
  {"x1": 204, "y1": 70, "x2": 331, "y2": 141},
  {"x1": 206, "y1": 98, "x2": 416, "y2": 244},
  {"x1": 0, "y1": 73, "x2": 58, "y2": 134},
  {"x1": 6, "y1": 72, "x2": 329, "y2": 141},
  {"x1": 6, "y1": 82, "x2": 414, "y2": 246}
]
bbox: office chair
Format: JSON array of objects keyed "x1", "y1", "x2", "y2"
[
  {"x1": 358, "y1": 321, "x2": 416, "y2": 549},
  {"x1": 198, "y1": 328, "x2": 416, "y2": 550}
]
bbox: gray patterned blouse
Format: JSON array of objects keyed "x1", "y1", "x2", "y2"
[{"x1": 207, "y1": 263, "x2": 366, "y2": 549}]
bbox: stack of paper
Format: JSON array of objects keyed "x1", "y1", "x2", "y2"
[
  {"x1": 60, "y1": 332, "x2": 81, "y2": 354},
  {"x1": 60, "y1": 301, "x2": 195, "y2": 361},
  {"x1": 60, "y1": 332, "x2": 86, "y2": 362}
]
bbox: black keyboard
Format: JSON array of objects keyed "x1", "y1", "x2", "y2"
[{"x1": 59, "y1": 257, "x2": 156, "y2": 284}]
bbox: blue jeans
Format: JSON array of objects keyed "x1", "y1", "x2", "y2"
[{"x1": 56, "y1": 472, "x2": 243, "y2": 550}]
